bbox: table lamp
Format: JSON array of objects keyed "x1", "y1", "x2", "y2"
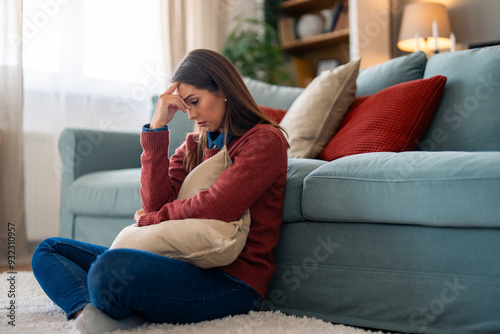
[{"x1": 397, "y1": 2, "x2": 452, "y2": 54}]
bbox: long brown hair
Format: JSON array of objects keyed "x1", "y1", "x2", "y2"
[{"x1": 171, "y1": 49, "x2": 288, "y2": 173}]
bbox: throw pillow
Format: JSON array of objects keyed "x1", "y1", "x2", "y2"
[
  {"x1": 318, "y1": 75, "x2": 447, "y2": 161},
  {"x1": 259, "y1": 105, "x2": 287, "y2": 124},
  {"x1": 279, "y1": 59, "x2": 360, "y2": 159},
  {"x1": 110, "y1": 147, "x2": 251, "y2": 268}
]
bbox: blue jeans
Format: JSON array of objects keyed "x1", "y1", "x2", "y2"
[{"x1": 32, "y1": 237, "x2": 261, "y2": 323}]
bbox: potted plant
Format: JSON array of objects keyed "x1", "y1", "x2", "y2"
[{"x1": 222, "y1": 15, "x2": 294, "y2": 86}]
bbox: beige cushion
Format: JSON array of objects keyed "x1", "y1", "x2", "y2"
[
  {"x1": 110, "y1": 147, "x2": 250, "y2": 268},
  {"x1": 280, "y1": 59, "x2": 360, "y2": 159}
]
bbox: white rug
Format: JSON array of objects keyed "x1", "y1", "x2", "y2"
[{"x1": 0, "y1": 271, "x2": 383, "y2": 334}]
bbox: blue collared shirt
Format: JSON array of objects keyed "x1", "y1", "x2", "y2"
[{"x1": 208, "y1": 131, "x2": 232, "y2": 149}]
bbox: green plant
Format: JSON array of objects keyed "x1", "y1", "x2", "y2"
[{"x1": 222, "y1": 16, "x2": 294, "y2": 86}]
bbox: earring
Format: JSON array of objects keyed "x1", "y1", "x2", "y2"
[{"x1": 224, "y1": 99, "x2": 227, "y2": 102}]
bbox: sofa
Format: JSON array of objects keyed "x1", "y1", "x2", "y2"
[{"x1": 58, "y1": 46, "x2": 500, "y2": 333}]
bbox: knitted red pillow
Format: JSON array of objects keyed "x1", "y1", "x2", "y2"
[
  {"x1": 259, "y1": 105, "x2": 287, "y2": 124},
  {"x1": 318, "y1": 75, "x2": 447, "y2": 161}
]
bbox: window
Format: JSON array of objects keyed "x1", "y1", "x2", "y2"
[
  {"x1": 23, "y1": 0, "x2": 166, "y2": 91},
  {"x1": 22, "y1": 0, "x2": 166, "y2": 131}
]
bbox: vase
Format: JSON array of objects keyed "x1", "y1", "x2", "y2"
[{"x1": 296, "y1": 14, "x2": 324, "y2": 39}]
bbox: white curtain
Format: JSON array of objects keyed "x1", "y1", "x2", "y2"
[
  {"x1": 23, "y1": 0, "x2": 167, "y2": 134},
  {"x1": 0, "y1": 0, "x2": 29, "y2": 265},
  {"x1": 18, "y1": 0, "x2": 238, "y2": 242},
  {"x1": 22, "y1": 0, "x2": 167, "y2": 241},
  {"x1": 161, "y1": 0, "x2": 228, "y2": 75}
]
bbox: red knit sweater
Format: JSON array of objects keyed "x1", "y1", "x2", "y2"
[{"x1": 138, "y1": 124, "x2": 288, "y2": 298}]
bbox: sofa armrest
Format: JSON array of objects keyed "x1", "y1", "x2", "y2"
[
  {"x1": 59, "y1": 128, "x2": 142, "y2": 181},
  {"x1": 58, "y1": 128, "x2": 142, "y2": 239}
]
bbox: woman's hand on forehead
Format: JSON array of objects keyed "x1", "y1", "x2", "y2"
[{"x1": 150, "y1": 82, "x2": 191, "y2": 129}]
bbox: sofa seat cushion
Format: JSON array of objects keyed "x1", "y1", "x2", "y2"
[
  {"x1": 283, "y1": 159, "x2": 328, "y2": 223},
  {"x1": 67, "y1": 160, "x2": 332, "y2": 223},
  {"x1": 302, "y1": 151, "x2": 500, "y2": 228},
  {"x1": 67, "y1": 168, "x2": 141, "y2": 217}
]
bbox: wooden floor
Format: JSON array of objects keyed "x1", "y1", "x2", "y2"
[{"x1": 0, "y1": 264, "x2": 32, "y2": 273}]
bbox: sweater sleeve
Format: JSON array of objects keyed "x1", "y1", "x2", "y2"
[
  {"x1": 139, "y1": 130, "x2": 187, "y2": 214},
  {"x1": 138, "y1": 126, "x2": 287, "y2": 226}
]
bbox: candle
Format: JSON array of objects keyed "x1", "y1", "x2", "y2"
[
  {"x1": 450, "y1": 32, "x2": 456, "y2": 52},
  {"x1": 432, "y1": 19, "x2": 439, "y2": 52},
  {"x1": 415, "y1": 33, "x2": 420, "y2": 52}
]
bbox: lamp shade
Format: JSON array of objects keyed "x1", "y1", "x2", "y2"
[{"x1": 398, "y1": 2, "x2": 451, "y2": 52}]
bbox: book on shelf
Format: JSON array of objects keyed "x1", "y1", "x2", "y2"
[
  {"x1": 326, "y1": 2, "x2": 342, "y2": 32},
  {"x1": 278, "y1": 17, "x2": 296, "y2": 44},
  {"x1": 325, "y1": 1, "x2": 349, "y2": 33},
  {"x1": 332, "y1": 1, "x2": 349, "y2": 31}
]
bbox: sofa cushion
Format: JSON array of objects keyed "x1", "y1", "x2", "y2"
[
  {"x1": 67, "y1": 168, "x2": 141, "y2": 217},
  {"x1": 302, "y1": 151, "x2": 500, "y2": 228},
  {"x1": 318, "y1": 75, "x2": 447, "y2": 161},
  {"x1": 356, "y1": 51, "x2": 427, "y2": 96},
  {"x1": 280, "y1": 59, "x2": 360, "y2": 159},
  {"x1": 243, "y1": 77, "x2": 304, "y2": 110},
  {"x1": 283, "y1": 159, "x2": 328, "y2": 223},
  {"x1": 421, "y1": 45, "x2": 500, "y2": 151},
  {"x1": 67, "y1": 158, "x2": 330, "y2": 224}
]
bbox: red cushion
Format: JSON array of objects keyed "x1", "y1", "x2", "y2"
[
  {"x1": 318, "y1": 75, "x2": 447, "y2": 161},
  {"x1": 259, "y1": 105, "x2": 287, "y2": 124}
]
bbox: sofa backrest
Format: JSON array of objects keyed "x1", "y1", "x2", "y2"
[
  {"x1": 243, "y1": 77, "x2": 304, "y2": 110},
  {"x1": 356, "y1": 51, "x2": 427, "y2": 96},
  {"x1": 153, "y1": 46, "x2": 500, "y2": 156},
  {"x1": 421, "y1": 45, "x2": 500, "y2": 152}
]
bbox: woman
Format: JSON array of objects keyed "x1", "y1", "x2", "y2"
[{"x1": 32, "y1": 49, "x2": 288, "y2": 333}]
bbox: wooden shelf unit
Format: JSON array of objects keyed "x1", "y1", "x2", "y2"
[
  {"x1": 280, "y1": 0, "x2": 339, "y2": 15},
  {"x1": 282, "y1": 28, "x2": 349, "y2": 54},
  {"x1": 279, "y1": 0, "x2": 350, "y2": 87}
]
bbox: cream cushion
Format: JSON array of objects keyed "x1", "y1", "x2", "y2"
[
  {"x1": 110, "y1": 147, "x2": 250, "y2": 268},
  {"x1": 280, "y1": 59, "x2": 360, "y2": 158}
]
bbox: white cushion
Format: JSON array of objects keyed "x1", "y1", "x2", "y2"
[{"x1": 280, "y1": 59, "x2": 360, "y2": 159}]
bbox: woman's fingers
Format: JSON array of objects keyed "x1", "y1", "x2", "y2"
[
  {"x1": 164, "y1": 81, "x2": 179, "y2": 95},
  {"x1": 165, "y1": 96, "x2": 189, "y2": 114},
  {"x1": 134, "y1": 208, "x2": 145, "y2": 223},
  {"x1": 161, "y1": 82, "x2": 189, "y2": 112},
  {"x1": 150, "y1": 82, "x2": 191, "y2": 128}
]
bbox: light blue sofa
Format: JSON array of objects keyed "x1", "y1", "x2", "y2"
[{"x1": 59, "y1": 46, "x2": 500, "y2": 334}]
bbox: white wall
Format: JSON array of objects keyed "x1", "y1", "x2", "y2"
[
  {"x1": 225, "y1": 0, "x2": 263, "y2": 35},
  {"x1": 349, "y1": 0, "x2": 392, "y2": 69},
  {"x1": 444, "y1": 0, "x2": 500, "y2": 47}
]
